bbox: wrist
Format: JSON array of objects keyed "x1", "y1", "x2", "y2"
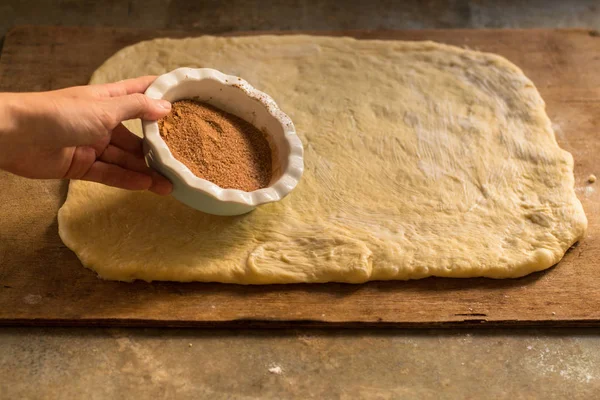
[
  {"x1": 0, "y1": 92, "x2": 59, "y2": 145},
  {"x1": 0, "y1": 94, "x2": 24, "y2": 169},
  {"x1": 0, "y1": 93, "x2": 20, "y2": 140}
]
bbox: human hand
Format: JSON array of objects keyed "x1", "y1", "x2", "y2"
[{"x1": 0, "y1": 76, "x2": 173, "y2": 195}]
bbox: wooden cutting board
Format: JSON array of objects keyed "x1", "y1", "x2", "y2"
[{"x1": 0, "y1": 26, "x2": 598, "y2": 327}]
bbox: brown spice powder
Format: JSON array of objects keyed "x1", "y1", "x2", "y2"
[{"x1": 158, "y1": 100, "x2": 272, "y2": 192}]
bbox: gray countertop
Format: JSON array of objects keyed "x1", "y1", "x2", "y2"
[
  {"x1": 3, "y1": 327, "x2": 600, "y2": 399},
  {"x1": 1, "y1": 1, "x2": 599, "y2": 398}
]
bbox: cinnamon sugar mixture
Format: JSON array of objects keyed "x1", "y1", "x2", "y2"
[{"x1": 158, "y1": 100, "x2": 272, "y2": 192}]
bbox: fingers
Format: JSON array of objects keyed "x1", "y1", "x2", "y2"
[
  {"x1": 80, "y1": 161, "x2": 154, "y2": 191},
  {"x1": 101, "y1": 76, "x2": 158, "y2": 97},
  {"x1": 109, "y1": 93, "x2": 171, "y2": 122},
  {"x1": 109, "y1": 124, "x2": 173, "y2": 194},
  {"x1": 63, "y1": 146, "x2": 97, "y2": 180},
  {"x1": 78, "y1": 158, "x2": 172, "y2": 195},
  {"x1": 111, "y1": 123, "x2": 144, "y2": 154},
  {"x1": 99, "y1": 144, "x2": 174, "y2": 195},
  {"x1": 65, "y1": 121, "x2": 174, "y2": 194},
  {"x1": 149, "y1": 171, "x2": 173, "y2": 195},
  {"x1": 100, "y1": 144, "x2": 148, "y2": 173},
  {"x1": 101, "y1": 76, "x2": 172, "y2": 122}
]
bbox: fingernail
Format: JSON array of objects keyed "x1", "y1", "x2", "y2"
[{"x1": 158, "y1": 100, "x2": 171, "y2": 110}]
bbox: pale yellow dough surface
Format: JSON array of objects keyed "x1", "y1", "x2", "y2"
[{"x1": 57, "y1": 36, "x2": 587, "y2": 283}]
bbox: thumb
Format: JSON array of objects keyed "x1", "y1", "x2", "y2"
[{"x1": 110, "y1": 93, "x2": 171, "y2": 122}]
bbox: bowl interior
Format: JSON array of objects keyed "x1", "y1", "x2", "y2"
[{"x1": 158, "y1": 79, "x2": 288, "y2": 184}]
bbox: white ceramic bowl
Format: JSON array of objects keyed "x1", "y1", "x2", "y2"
[{"x1": 141, "y1": 68, "x2": 304, "y2": 216}]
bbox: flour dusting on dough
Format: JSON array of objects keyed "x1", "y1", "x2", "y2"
[{"x1": 268, "y1": 364, "x2": 283, "y2": 375}]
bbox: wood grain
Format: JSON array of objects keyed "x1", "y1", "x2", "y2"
[{"x1": 0, "y1": 26, "x2": 598, "y2": 328}]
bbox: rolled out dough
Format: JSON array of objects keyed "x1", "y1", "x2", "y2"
[{"x1": 57, "y1": 36, "x2": 587, "y2": 283}]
